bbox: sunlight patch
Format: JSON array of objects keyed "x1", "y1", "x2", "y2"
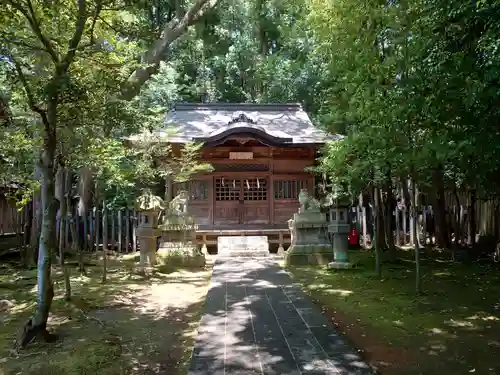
[
  {"x1": 466, "y1": 314, "x2": 499, "y2": 322},
  {"x1": 445, "y1": 319, "x2": 477, "y2": 329},
  {"x1": 325, "y1": 288, "x2": 354, "y2": 297}
]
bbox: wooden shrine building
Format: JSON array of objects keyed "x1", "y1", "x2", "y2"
[{"x1": 132, "y1": 103, "x2": 335, "y2": 249}]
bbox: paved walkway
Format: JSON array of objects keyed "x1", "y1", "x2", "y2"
[{"x1": 187, "y1": 257, "x2": 375, "y2": 375}]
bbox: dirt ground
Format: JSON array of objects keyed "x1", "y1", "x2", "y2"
[{"x1": 0, "y1": 258, "x2": 213, "y2": 375}]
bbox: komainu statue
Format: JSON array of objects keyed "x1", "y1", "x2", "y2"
[
  {"x1": 135, "y1": 188, "x2": 165, "y2": 212},
  {"x1": 298, "y1": 189, "x2": 321, "y2": 212},
  {"x1": 168, "y1": 190, "x2": 189, "y2": 215}
]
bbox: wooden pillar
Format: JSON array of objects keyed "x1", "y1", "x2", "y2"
[
  {"x1": 209, "y1": 176, "x2": 215, "y2": 226},
  {"x1": 269, "y1": 175, "x2": 274, "y2": 225},
  {"x1": 269, "y1": 148, "x2": 274, "y2": 226}
]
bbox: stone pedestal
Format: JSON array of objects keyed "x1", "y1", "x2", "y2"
[
  {"x1": 158, "y1": 190, "x2": 205, "y2": 268},
  {"x1": 328, "y1": 196, "x2": 353, "y2": 270},
  {"x1": 285, "y1": 189, "x2": 332, "y2": 265}
]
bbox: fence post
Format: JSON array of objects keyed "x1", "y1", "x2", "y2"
[
  {"x1": 89, "y1": 209, "x2": 95, "y2": 252},
  {"x1": 422, "y1": 206, "x2": 427, "y2": 246},
  {"x1": 118, "y1": 209, "x2": 123, "y2": 253},
  {"x1": 125, "y1": 208, "x2": 130, "y2": 252},
  {"x1": 95, "y1": 206, "x2": 101, "y2": 252},
  {"x1": 132, "y1": 209, "x2": 137, "y2": 252},
  {"x1": 102, "y1": 204, "x2": 108, "y2": 253},
  {"x1": 111, "y1": 210, "x2": 116, "y2": 251},
  {"x1": 402, "y1": 204, "x2": 407, "y2": 245},
  {"x1": 83, "y1": 208, "x2": 89, "y2": 251},
  {"x1": 75, "y1": 207, "x2": 81, "y2": 250},
  {"x1": 362, "y1": 206, "x2": 367, "y2": 247},
  {"x1": 395, "y1": 206, "x2": 400, "y2": 246}
]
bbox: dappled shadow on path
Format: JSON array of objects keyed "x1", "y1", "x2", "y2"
[{"x1": 188, "y1": 257, "x2": 375, "y2": 375}]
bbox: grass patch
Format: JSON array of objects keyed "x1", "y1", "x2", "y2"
[
  {"x1": 0, "y1": 256, "x2": 214, "y2": 375},
  {"x1": 286, "y1": 250, "x2": 500, "y2": 375}
]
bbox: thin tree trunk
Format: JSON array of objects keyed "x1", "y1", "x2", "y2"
[
  {"x1": 432, "y1": 169, "x2": 450, "y2": 248},
  {"x1": 102, "y1": 201, "x2": 107, "y2": 283},
  {"x1": 410, "y1": 177, "x2": 421, "y2": 293},
  {"x1": 452, "y1": 186, "x2": 461, "y2": 261},
  {"x1": 374, "y1": 187, "x2": 382, "y2": 278},
  {"x1": 58, "y1": 167, "x2": 71, "y2": 301},
  {"x1": 383, "y1": 177, "x2": 396, "y2": 261},
  {"x1": 375, "y1": 188, "x2": 385, "y2": 251}
]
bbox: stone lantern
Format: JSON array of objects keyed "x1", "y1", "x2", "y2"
[
  {"x1": 135, "y1": 188, "x2": 165, "y2": 268},
  {"x1": 328, "y1": 186, "x2": 352, "y2": 269}
]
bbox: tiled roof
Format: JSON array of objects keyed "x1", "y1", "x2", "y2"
[{"x1": 128, "y1": 103, "x2": 340, "y2": 145}]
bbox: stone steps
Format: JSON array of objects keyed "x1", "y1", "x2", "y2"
[
  {"x1": 217, "y1": 249, "x2": 270, "y2": 258},
  {"x1": 217, "y1": 235, "x2": 270, "y2": 258}
]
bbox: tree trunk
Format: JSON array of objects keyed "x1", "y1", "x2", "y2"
[
  {"x1": 375, "y1": 187, "x2": 385, "y2": 251},
  {"x1": 410, "y1": 177, "x2": 421, "y2": 293},
  {"x1": 432, "y1": 169, "x2": 450, "y2": 248},
  {"x1": 383, "y1": 178, "x2": 396, "y2": 261},
  {"x1": 17, "y1": 102, "x2": 57, "y2": 348},
  {"x1": 58, "y1": 168, "x2": 71, "y2": 301},
  {"x1": 102, "y1": 201, "x2": 108, "y2": 283},
  {"x1": 373, "y1": 187, "x2": 382, "y2": 278},
  {"x1": 452, "y1": 186, "x2": 462, "y2": 261},
  {"x1": 77, "y1": 168, "x2": 93, "y2": 274}
]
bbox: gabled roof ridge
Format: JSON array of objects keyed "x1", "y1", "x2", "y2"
[{"x1": 173, "y1": 103, "x2": 303, "y2": 111}]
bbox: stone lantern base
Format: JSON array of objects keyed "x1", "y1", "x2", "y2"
[
  {"x1": 327, "y1": 215, "x2": 352, "y2": 270},
  {"x1": 327, "y1": 260, "x2": 353, "y2": 269},
  {"x1": 285, "y1": 244, "x2": 333, "y2": 265}
]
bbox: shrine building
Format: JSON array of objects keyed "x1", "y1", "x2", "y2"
[{"x1": 132, "y1": 103, "x2": 337, "y2": 250}]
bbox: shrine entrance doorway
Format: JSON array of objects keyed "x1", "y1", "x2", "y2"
[{"x1": 214, "y1": 176, "x2": 270, "y2": 226}]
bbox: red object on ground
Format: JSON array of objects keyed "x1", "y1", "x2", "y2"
[{"x1": 348, "y1": 228, "x2": 359, "y2": 246}]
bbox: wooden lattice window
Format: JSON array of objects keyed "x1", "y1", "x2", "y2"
[
  {"x1": 174, "y1": 180, "x2": 208, "y2": 201},
  {"x1": 274, "y1": 180, "x2": 307, "y2": 200},
  {"x1": 215, "y1": 178, "x2": 240, "y2": 201},
  {"x1": 243, "y1": 178, "x2": 267, "y2": 201}
]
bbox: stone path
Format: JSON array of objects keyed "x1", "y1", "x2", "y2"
[{"x1": 187, "y1": 257, "x2": 375, "y2": 375}]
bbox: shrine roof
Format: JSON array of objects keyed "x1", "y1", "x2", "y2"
[{"x1": 128, "y1": 103, "x2": 340, "y2": 146}]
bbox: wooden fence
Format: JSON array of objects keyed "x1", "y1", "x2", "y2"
[
  {"x1": 354, "y1": 193, "x2": 500, "y2": 248},
  {"x1": 56, "y1": 207, "x2": 139, "y2": 253},
  {"x1": 0, "y1": 195, "x2": 28, "y2": 236}
]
